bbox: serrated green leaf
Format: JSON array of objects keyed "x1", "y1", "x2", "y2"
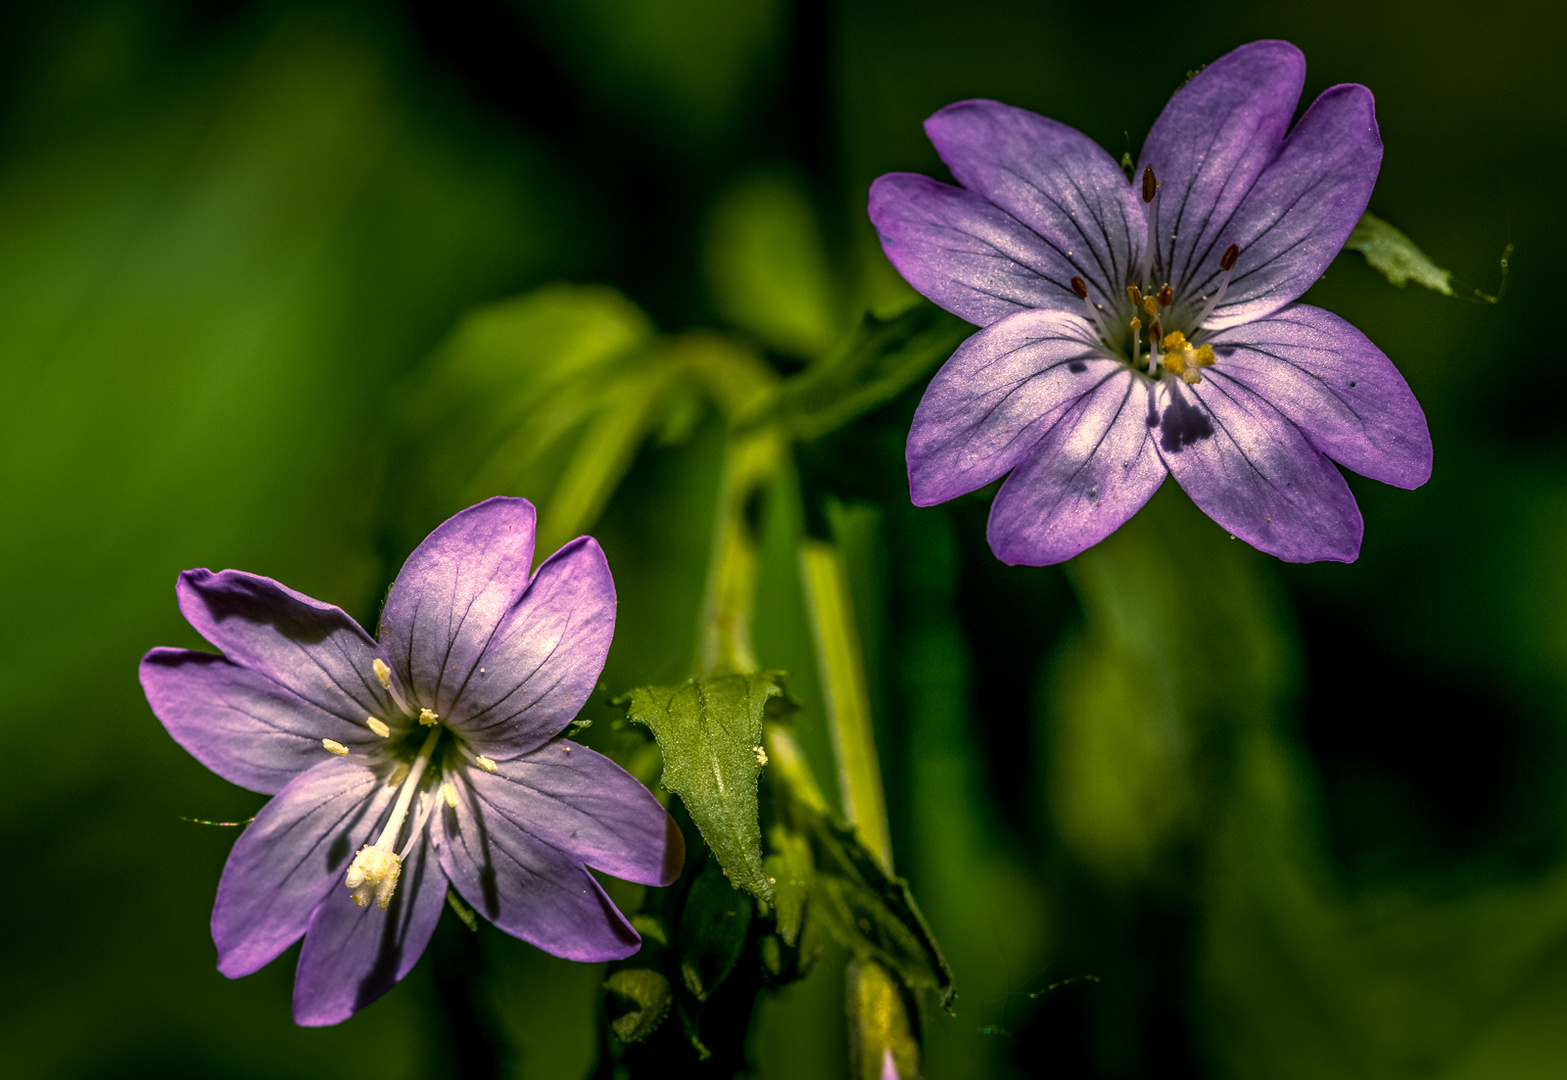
[
  {"x1": 677, "y1": 858, "x2": 755, "y2": 1000},
  {"x1": 764, "y1": 824, "x2": 814, "y2": 946},
  {"x1": 776, "y1": 302, "x2": 972, "y2": 440},
  {"x1": 622, "y1": 672, "x2": 783, "y2": 902},
  {"x1": 1344, "y1": 211, "x2": 1453, "y2": 295}
]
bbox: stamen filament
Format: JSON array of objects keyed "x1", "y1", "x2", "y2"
[
  {"x1": 1071, "y1": 276, "x2": 1111, "y2": 343},
  {"x1": 1193, "y1": 243, "x2": 1240, "y2": 329},
  {"x1": 1138, "y1": 166, "x2": 1160, "y2": 286}
]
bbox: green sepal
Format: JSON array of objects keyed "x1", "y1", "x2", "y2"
[
  {"x1": 677, "y1": 857, "x2": 755, "y2": 1001},
  {"x1": 445, "y1": 887, "x2": 478, "y2": 932},
  {"x1": 619, "y1": 672, "x2": 784, "y2": 903},
  {"x1": 763, "y1": 823, "x2": 814, "y2": 946},
  {"x1": 603, "y1": 968, "x2": 675, "y2": 1045}
]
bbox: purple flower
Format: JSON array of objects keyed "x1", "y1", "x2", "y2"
[
  {"x1": 869, "y1": 40, "x2": 1431, "y2": 564},
  {"x1": 140, "y1": 497, "x2": 683, "y2": 1025}
]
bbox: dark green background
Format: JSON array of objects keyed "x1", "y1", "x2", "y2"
[{"x1": 1, "y1": 1, "x2": 1559, "y2": 1077}]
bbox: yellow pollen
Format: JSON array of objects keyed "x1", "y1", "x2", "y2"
[
  {"x1": 367, "y1": 717, "x2": 390, "y2": 738},
  {"x1": 475, "y1": 755, "x2": 497, "y2": 773},
  {"x1": 345, "y1": 844, "x2": 401, "y2": 909},
  {"x1": 442, "y1": 782, "x2": 459, "y2": 808},
  {"x1": 372, "y1": 659, "x2": 392, "y2": 690},
  {"x1": 322, "y1": 739, "x2": 349, "y2": 756},
  {"x1": 1159, "y1": 331, "x2": 1216, "y2": 384},
  {"x1": 418, "y1": 708, "x2": 440, "y2": 726}
]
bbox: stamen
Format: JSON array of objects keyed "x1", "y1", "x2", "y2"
[
  {"x1": 345, "y1": 725, "x2": 442, "y2": 909},
  {"x1": 1127, "y1": 284, "x2": 1143, "y2": 308},
  {"x1": 367, "y1": 716, "x2": 390, "y2": 738},
  {"x1": 323, "y1": 739, "x2": 349, "y2": 756},
  {"x1": 386, "y1": 763, "x2": 409, "y2": 788},
  {"x1": 474, "y1": 755, "x2": 497, "y2": 773},
  {"x1": 1138, "y1": 166, "x2": 1160, "y2": 286},
  {"x1": 372, "y1": 659, "x2": 392, "y2": 690},
  {"x1": 1129, "y1": 316, "x2": 1143, "y2": 370},
  {"x1": 1193, "y1": 243, "x2": 1241, "y2": 329},
  {"x1": 1070, "y1": 275, "x2": 1111, "y2": 342},
  {"x1": 442, "y1": 781, "x2": 459, "y2": 808},
  {"x1": 418, "y1": 708, "x2": 440, "y2": 727},
  {"x1": 1157, "y1": 283, "x2": 1173, "y2": 308}
]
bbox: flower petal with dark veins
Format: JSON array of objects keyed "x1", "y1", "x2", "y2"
[
  {"x1": 141, "y1": 648, "x2": 381, "y2": 794},
  {"x1": 177, "y1": 569, "x2": 388, "y2": 724},
  {"x1": 292, "y1": 811, "x2": 447, "y2": 1026},
  {"x1": 451, "y1": 536, "x2": 615, "y2": 759},
  {"x1": 1207, "y1": 305, "x2": 1431, "y2": 488},
  {"x1": 907, "y1": 309, "x2": 1123, "y2": 506},
  {"x1": 987, "y1": 372, "x2": 1167, "y2": 565},
  {"x1": 212, "y1": 757, "x2": 394, "y2": 978},
  {"x1": 437, "y1": 771, "x2": 642, "y2": 962},
  {"x1": 379, "y1": 497, "x2": 538, "y2": 717},
  {"x1": 1157, "y1": 376, "x2": 1363, "y2": 562},
  {"x1": 462, "y1": 741, "x2": 684, "y2": 887}
]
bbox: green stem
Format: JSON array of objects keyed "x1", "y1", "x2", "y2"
[{"x1": 695, "y1": 425, "x2": 783, "y2": 676}]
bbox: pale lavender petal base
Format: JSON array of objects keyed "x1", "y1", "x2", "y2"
[
  {"x1": 292, "y1": 812, "x2": 448, "y2": 1026},
  {"x1": 451, "y1": 537, "x2": 616, "y2": 760},
  {"x1": 1208, "y1": 305, "x2": 1430, "y2": 487},
  {"x1": 141, "y1": 648, "x2": 381, "y2": 795},
  {"x1": 1157, "y1": 377, "x2": 1363, "y2": 562},
  {"x1": 907, "y1": 310, "x2": 1124, "y2": 505},
  {"x1": 987, "y1": 372, "x2": 1167, "y2": 565},
  {"x1": 438, "y1": 771, "x2": 641, "y2": 962},
  {"x1": 212, "y1": 758, "x2": 394, "y2": 977},
  {"x1": 465, "y1": 741, "x2": 684, "y2": 887},
  {"x1": 379, "y1": 497, "x2": 538, "y2": 716}
]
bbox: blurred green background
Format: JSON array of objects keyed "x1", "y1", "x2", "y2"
[{"x1": 1, "y1": 0, "x2": 1561, "y2": 1077}]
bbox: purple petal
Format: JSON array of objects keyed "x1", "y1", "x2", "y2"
[
  {"x1": 922, "y1": 100, "x2": 1144, "y2": 313},
  {"x1": 176, "y1": 569, "x2": 389, "y2": 727},
  {"x1": 986, "y1": 371, "x2": 1167, "y2": 565},
  {"x1": 141, "y1": 648, "x2": 380, "y2": 794},
  {"x1": 436, "y1": 769, "x2": 641, "y2": 962},
  {"x1": 379, "y1": 497, "x2": 538, "y2": 718},
  {"x1": 869, "y1": 173, "x2": 1083, "y2": 327},
  {"x1": 458, "y1": 741, "x2": 683, "y2": 887},
  {"x1": 212, "y1": 758, "x2": 395, "y2": 977},
  {"x1": 1192, "y1": 85, "x2": 1382, "y2": 328},
  {"x1": 447, "y1": 536, "x2": 615, "y2": 759},
  {"x1": 1138, "y1": 41, "x2": 1305, "y2": 305},
  {"x1": 1156, "y1": 376, "x2": 1362, "y2": 563},
  {"x1": 1207, "y1": 305, "x2": 1430, "y2": 488},
  {"x1": 906, "y1": 309, "x2": 1123, "y2": 506},
  {"x1": 292, "y1": 814, "x2": 447, "y2": 1026}
]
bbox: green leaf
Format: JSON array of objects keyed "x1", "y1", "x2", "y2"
[
  {"x1": 763, "y1": 824, "x2": 814, "y2": 946},
  {"x1": 677, "y1": 858, "x2": 755, "y2": 1000},
  {"x1": 775, "y1": 302, "x2": 972, "y2": 440},
  {"x1": 621, "y1": 672, "x2": 783, "y2": 902},
  {"x1": 603, "y1": 969, "x2": 674, "y2": 1044},
  {"x1": 1344, "y1": 211, "x2": 1454, "y2": 295}
]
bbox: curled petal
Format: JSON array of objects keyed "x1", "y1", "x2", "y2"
[
  {"x1": 987, "y1": 372, "x2": 1167, "y2": 565},
  {"x1": 141, "y1": 648, "x2": 380, "y2": 794},
  {"x1": 1138, "y1": 41, "x2": 1305, "y2": 302},
  {"x1": 437, "y1": 771, "x2": 641, "y2": 962},
  {"x1": 212, "y1": 758, "x2": 394, "y2": 978},
  {"x1": 1207, "y1": 305, "x2": 1430, "y2": 487},
  {"x1": 450, "y1": 537, "x2": 615, "y2": 758},
  {"x1": 379, "y1": 497, "x2": 538, "y2": 718},
  {"x1": 460, "y1": 742, "x2": 683, "y2": 887},
  {"x1": 177, "y1": 569, "x2": 388, "y2": 724},
  {"x1": 292, "y1": 815, "x2": 447, "y2": 1026},
  {"x1": 1156, "y1": 376, "x2": 1363, "y2": 563},
  {"x1": 924, "y1": 100, "x2": 1144, "y2": 311},
  {"x1": 907, "y1": 309, "x2": 1123, "y2": 506}
]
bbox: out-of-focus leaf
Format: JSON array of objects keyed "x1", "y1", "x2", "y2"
[
  {"x1": 764, "y1": 824, "x2": 814, "y2": 946},
  {"x1": 621, "y1": 672, "x2": 783, "y2": 903},
  {"x1": 846, "y1": 959, "x2": 920, "y2": 1080},
  {"x1": 776, "y1": 303, "x2": 972, "y2": 440},
  {"x1": 603, "y1": 969, "x2": 674, "y2": 1044},
  {"x1": 704, "y1": 172, "x2": 840, "y2": 358},
  {"x1": 677, "y1": 858, "x2": 755, "y2": 1000},
  {"x1": 1345, "y1": 211, "x2": 1454, "y2": 294}
]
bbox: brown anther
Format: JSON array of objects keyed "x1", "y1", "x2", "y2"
[
  {"x1": 1150, "y1": 320, "x2": 1162, "y2": 342},
  {"x1": 1157, "y1": 283, "x2": 1174, "y2": 307},
  {"x1": 1143, "y1": 297, "x2": 1158, "y2": 319},
  {"x1": 1070, "y1": 276, "x2": 1089, "y2": 300},
  {"x1": 1220, "y1": 243, "x2": 1239, "y2": 272},
  {"x1": 1141, "y1": 166, "x2": 1158, "y2": 203},
  {"x1": 1130, "y1": 316, "x2": 1142, "y2": 332},
  {"x1": 1127, "y1": 284, "x2": 1143, "y2": 307}
]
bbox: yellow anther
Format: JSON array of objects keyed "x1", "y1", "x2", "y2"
[
  {"x1": 442, "y1": 782, "x2": 459, "y2": 808},
  {"x1": 1130, "y1": 316, "x2": 1142, "y2": 332},
  {"x1": 345, "y1": 844, "x2": 401, "y2": 909},
  {"x1": 1143, "y1": 297, "x2": 1158, "y2": 319},
  {"x1": 418, "y1": 708, "x2": 440, "y2": 726},
  {"x1": 367, "y1": 717, "x2": 390, "y2": 738},
  {"x1": 1162, "y1": 330, "x2": 1188, "y2": 351},
  {"x1": 475, "y1": 755, "x2": 497, "y2": 773},
  {"x1": 323, "y1": 738, "x2": 349, "y2": 756},
  {"x1": 386, "y1": 763, "x2": 409, "y2": 788},
  {"x1": 372, "y1": 659, "x2": 392, "y2": 691}
]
